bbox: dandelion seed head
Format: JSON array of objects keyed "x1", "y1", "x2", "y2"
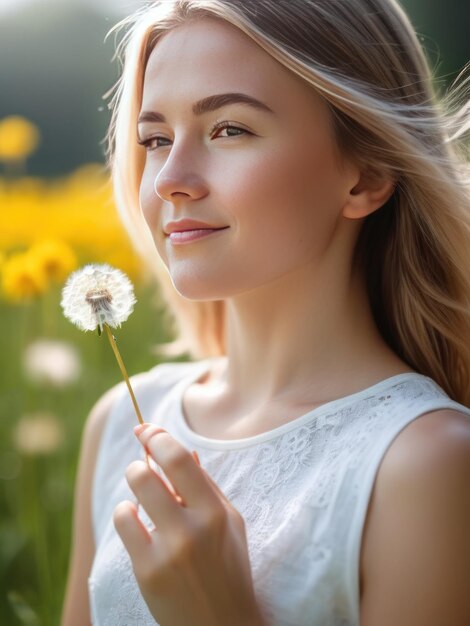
[{"x1": 61, "y1": 263, "x2": 136, "y2": 331}]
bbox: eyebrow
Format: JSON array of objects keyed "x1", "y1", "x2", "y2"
[{"x1": 137, "y1": 92, "x2": 274, "y2": 126}]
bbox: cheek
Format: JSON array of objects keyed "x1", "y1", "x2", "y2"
[
  {"x1": 139, "y1": 169, "x2": 169, "y2": 265},
  {"x1": 228, "y1": 141, "x2": 345, "y2": 258},
  {"x1": 139, "y1": 168, "x2": 159, "y2": 231}
]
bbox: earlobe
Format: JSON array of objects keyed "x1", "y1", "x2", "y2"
[{"x1": 342, "y1": 175, "x2": 396, "y2": 219}]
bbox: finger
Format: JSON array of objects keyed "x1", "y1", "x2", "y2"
[
  {"x1": 190, "y1": 449, "x2": 232, "y2": 507},
  {"x1": 135, "y1": 425, "x2": 221, "y2": 511},
  {"x1": 198, "y1": 464, "x2": 236, "y2": 510},
  {"x1": 136, "y1": 425, "x2": 182, "y2": 498},
  {"x1": 190, "y1": 449, "x2": 232, "y2": 508},
  {"x1": 125, "y1": 460, "x2": 186, "y2": 532},
  {"x1": 189, "y1": 449, "x2": 230, "y2": 504},
  {"x1": 113, "y1": 500, "x2": 152, "y2": 564}
]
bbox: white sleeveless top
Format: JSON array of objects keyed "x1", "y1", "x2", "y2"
[{"x1": 88, "y1": 358, "x2": 470, "y2": 626}]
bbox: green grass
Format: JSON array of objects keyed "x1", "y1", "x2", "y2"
[{"x1": 0, "y1": 283, "x2": 179, "y2": 625}]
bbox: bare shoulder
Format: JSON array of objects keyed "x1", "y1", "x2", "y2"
[
  {"x1": 61, "y1": 382, "x2": 124, "y2": 626},
  {"x1": 360, "y1": 409, "x2": 470, "y2": 626},
  {"x1": 82, "y1": 382, "x2": 124, "y2": 444}
]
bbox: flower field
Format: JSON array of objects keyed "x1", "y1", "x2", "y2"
[{"x1": 0, "y1": 117, "x2": 174, "y2": 624}]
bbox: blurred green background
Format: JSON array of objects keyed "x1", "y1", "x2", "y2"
[{"x1": 0, "y1": 0, "x2": 468, "y2": 624}]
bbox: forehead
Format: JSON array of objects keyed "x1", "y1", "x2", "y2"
[{"x1": 141, "y1": 18, "x2": 317, "y2": 109}]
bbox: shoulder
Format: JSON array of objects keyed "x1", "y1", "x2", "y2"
[
  {"x1": 360, "y1": 409, "x2": 470, "y2": 626},
  {"x1": 87, "y1": 361, "x2": 192, "y2": 434},
  {"x1": 374, "y1": 409, "x2": 470, "y2": 493},
  {"x1": 87, "y1": 360, "x2": 200, "y2": 453},
  {"x1": 83, "y1": 381, "x2": 125, "y2": 443},
  {"x1": 78, "y1": 380, "x2": 129, "y2": 515},
  {"x1": 62, "y1": 381, "x2": 125, "y2": 625},
  {"x1": 377, "y1": 408, "x2": 470, "y2": 482}
]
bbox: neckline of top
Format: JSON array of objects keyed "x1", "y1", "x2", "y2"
[{"x1": 170, "y1": 358, "x2": 431, "y2": 450}]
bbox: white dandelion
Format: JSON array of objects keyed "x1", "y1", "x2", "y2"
[
  {"x1": 13, "y1": 412, "x2": 65, "y2": 456},
  {"x1": 60, "y1": 263, "x2": 136, "y2": 333},
  {"x1": 61, "y1": 263, "x2": 145, "y2": 428},
  {"x1": 23, "y1": 339, "x2": 81, "y2": 387}
]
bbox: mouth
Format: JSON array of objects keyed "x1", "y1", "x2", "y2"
[{"x1": 166, "y1": 226, "x2": 229, "y2": 244}]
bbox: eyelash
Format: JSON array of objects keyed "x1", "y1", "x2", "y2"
[
  {"x1": 211, "y1": 120, "x2": 249, "y2": 138},
  {"x1": 137, "y1": 121, "x2": 251, "y2": 151}
]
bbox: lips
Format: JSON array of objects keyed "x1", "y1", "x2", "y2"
[
  {"x1": 163, "y1": 219, "x2": 228, "y2": 235},
  {"x1": 168, "y1": 228, "x2": 228, "y2": 243}
]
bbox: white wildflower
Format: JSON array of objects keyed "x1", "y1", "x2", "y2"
[
  {"x1": 60, "y1": 264, "x2": 136, "y2": 332},
  {"x1": 13, "y1": 412, "x2": 64, "y2": 456},
  {"x1": 23, "y1": 339, "x2": 81, "y2": 387}
]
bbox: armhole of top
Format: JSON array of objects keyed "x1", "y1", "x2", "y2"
[
  {"x1": 343, "y1": 397, "x2": 470, "y2": 624},
  {"x1": 90, "y1": 380, "x2": 128, "y2": 546}
]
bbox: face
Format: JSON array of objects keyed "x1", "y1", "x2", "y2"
[{"x1": 138, "y1": 18, "x2": 358, "y2": 301}]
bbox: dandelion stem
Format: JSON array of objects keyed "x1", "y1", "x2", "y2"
[{"x1": 104, "y1": 323, "x2": 144, "y2": 425}]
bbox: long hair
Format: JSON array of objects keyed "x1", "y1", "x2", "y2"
[{"x1": 104, "y1": 0, "x2": 470, "y2": 405}]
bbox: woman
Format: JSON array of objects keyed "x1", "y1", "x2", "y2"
[{"x1": 62, "y1": 1, "x2": 470, "y2": 624}]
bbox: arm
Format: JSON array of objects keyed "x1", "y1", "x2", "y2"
[
  {"x1": 61, "y1": 384, "x2": 123, "y2": 626},
  {"x1": 360, "y1": 409, "x2": 470, "y2": 626}
]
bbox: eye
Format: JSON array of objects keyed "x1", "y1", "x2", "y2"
[
  {"x1": 210, "y1": 121, "x2": 251, "y2": 139},
  {"x1": 137, "y1": 136, "x2": 172, "y2": 151}
]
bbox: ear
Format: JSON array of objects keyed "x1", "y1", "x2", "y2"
[{"x1": 342, "y1": 171, "x2": 396, "y2": 219}]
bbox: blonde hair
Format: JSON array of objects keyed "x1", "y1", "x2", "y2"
[{"x1": 104, "y1": 0, "x2": 470, "y2": 404}]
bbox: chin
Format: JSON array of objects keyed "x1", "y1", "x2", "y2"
[
  {"x1": 169, "y1": 272, "x2": 253, "y2": 301},
  {"x1": 169, "y1": 275, "x2": 227, "y2": 301},
  {"x1": 168, "y1": 263, "x2": 261, "y2": 300}
]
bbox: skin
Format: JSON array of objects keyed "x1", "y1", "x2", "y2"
[
  {"x1": 62, "y1": 16, "x2": 470, "y2": 626},
  {"x1": 138, "y1": 18, "x2": 406, "y2": 434},
  {"x1": 114, "y1": 424, "x2": 265, "y2": 625}
]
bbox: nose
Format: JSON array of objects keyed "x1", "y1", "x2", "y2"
[{"x1": 154, "y1": 143, "x2": 209, "y2": 202}]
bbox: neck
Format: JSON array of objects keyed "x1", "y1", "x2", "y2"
[{"x1": 215, "y1": 248, "x2": 409, "y2": 414}]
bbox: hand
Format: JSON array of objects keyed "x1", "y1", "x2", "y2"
[{"x1": 113, "y1": 423, "x2": 266, "y2": 626}]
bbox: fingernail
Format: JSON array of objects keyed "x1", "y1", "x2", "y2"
[
  {"x1": 192, "y1": 450, "x2": 201, "y2": 466},
  {"x1": 134, "y1": 423, "x2": 150, "y2": 436}
]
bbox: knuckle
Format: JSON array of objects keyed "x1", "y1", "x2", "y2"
[
  {"x1": 139, "y1": 538, "x2": 193, "y2": 588},
  {"x1": 170, "y1": 534, "x2": 194, "y2": 562},
  {"x1": 232, "y1": 509, "x2": 247, "y2": 534},
  {"x1": 113, "y1": 501, "x2": 133, "y2": 529},
  {"x1": 208, "y1": 506, "x2": 228, "y2": 529},
  {"x1": 125, "y1": 460, "x2": 150, "y2": 488},
  {"x1": 162, "y1": 444, "x2": 189, "y2": 470},
  {"x1": 137, "y1": 559, "x2": 165, "y2": 589},
  {"x1": 229, "y1": 506, "x2": 245, "y2": 526},
  {"x1": 196, "y1": 506, "x2": 228, "y2": 536}
]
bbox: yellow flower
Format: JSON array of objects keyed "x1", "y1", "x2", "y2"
[
  {"x1": 28, "y1": 239, "x2": 78, "y2": 283},
  {"x1": 0, "y1": 116, "x2": 40, "y2": 161},
  {"x1": 2, "y1": 252, "x2": 48, "y2": 302},
  {"x1": 0, "y1": 164, "x2": 143, "y2": 279}
]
